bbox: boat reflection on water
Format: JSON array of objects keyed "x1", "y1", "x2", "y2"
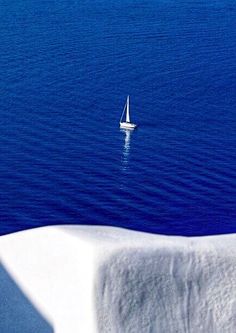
[{"x1": 121, "y1": 129, "x2": 132, "y2": 170}]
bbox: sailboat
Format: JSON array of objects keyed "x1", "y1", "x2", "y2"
[{"x1": 120, "y1": 96, "x2": 137, "y2": 130}]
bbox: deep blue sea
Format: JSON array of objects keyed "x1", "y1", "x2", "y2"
[{"x1": 0, "y1": 0, "x2": 236, "y2": 236}]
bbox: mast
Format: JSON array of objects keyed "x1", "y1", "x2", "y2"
[{"x1": 126, "y1": 95, "x2": 130, "y2": 123}]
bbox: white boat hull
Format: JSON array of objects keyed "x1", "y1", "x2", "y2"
[{"x1": 120, "y1": 122, "x2": 137, "y2": 130}]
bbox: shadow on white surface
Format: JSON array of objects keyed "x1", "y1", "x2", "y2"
[{"x1": 0, "y1": 262, "x2": 53, "y2": 333}]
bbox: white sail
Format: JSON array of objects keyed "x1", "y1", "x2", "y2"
[
  {"x1": 119, "y1": 95, "x2": 137, "y2": 129},
  {"x1": 126, "y1": 96, "x2": 130, "y2": 123},
  {"x1": 120, "y1": 99, "x2": 126, "y2": 123}
]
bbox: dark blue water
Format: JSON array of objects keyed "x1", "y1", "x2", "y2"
[{"x1": 1, "y1": 0, "x2": 236, "y2": 236}]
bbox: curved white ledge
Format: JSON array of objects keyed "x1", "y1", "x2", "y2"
[{"x1": 1, "y1": 226, "x2": 236, "y2": 333}]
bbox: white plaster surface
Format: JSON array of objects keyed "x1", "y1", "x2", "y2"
[{"x1": 1, "y1": 225, "x2": 236, "y2": 333}]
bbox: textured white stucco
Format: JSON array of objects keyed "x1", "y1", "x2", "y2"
[{"x1": 1, "y1": 226, "x2": 236, "y2": 333}]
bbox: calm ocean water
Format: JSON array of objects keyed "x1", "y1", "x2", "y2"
[{"x1": 0, "y1": 0, "x2": 236, "y2": 236}]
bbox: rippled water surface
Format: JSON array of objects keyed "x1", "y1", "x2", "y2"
[{"x1": 0, "y1": 0, "x2": 236, "y2": 236}]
